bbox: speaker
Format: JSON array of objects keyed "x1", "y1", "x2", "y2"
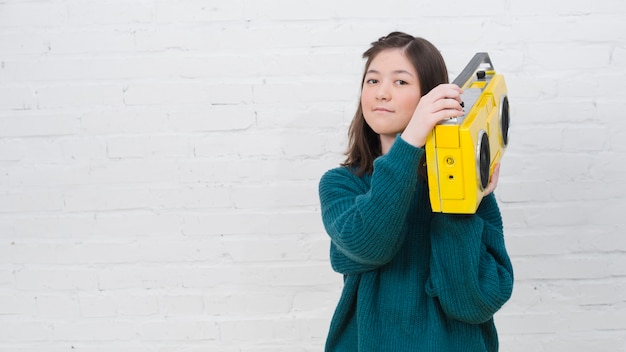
[{"x1": 425, "y1": 53, "x2": 510, "y2": 214}]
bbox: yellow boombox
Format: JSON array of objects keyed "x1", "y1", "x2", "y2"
[{"x1": 425, "y1": 53, "x2": 510, "y2": 214}]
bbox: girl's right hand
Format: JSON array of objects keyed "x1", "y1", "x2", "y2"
[{"x1": 401, "y1": 84, "x2": 464, "y2": 148}]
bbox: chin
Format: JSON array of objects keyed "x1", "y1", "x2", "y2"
[{"x1": 370, "y1": 125, "x2": 403, "y2": 135}]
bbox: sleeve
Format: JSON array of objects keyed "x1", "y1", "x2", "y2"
[
  {"x1": 319, "y1": 137, "x2": 424, "y2": 274},
  {"x1": 426, "y1": 193, "x2": 514, "y2": 324}
]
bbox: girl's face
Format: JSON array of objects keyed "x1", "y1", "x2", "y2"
[{"x1": 361, "y1": 48, "x2": 421, "y2": 147}]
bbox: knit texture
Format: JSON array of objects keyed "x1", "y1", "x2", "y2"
[{"x1": 319, "y1": 136, "x2": 514, "y2": 352}]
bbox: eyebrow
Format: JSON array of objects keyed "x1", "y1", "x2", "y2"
[{"x1": 366, "y1": 69, "x2": 415, "y2": 77}]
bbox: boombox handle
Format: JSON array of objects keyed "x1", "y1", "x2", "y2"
[{"x1": 452, "y1": 52, "x2": 494, "y2": 88}]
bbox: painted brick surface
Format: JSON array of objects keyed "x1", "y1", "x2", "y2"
[{"x1": 1, "y1": 0, "x2": 625, "y2": 350}]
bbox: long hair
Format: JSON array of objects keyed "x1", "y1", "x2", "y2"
[{"x1": 343, "y1": 32, "x2": 450, "y2": 176}]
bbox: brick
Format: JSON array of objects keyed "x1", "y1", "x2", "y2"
[
  {"x1": 47, "y1": 29, "x2": 136, "y2": 55},
  {"x1": 230, "y1": 181, "x2": 318, "y2": 209},
  {"x1": 79, "y1": 294, "x2": 159, "y2": 317},
  {"x1": 0, "y1": 86, "x2": 36, "y2": 110},
  {"x1": 538, "y1": 331, "x2": 626, "y2": 352},
  {"x1": 0, "y1": 113, "x2": 80, "y2": 138},
  {"x1": 0, "y1": 189, "x2": 64, "y2": 213},
  {"x1": 158, "y1": 295, "x2": 204, "y2": 316},
  {"x1": 34, "y1": 295, "x2": 81, "y2": 318},
  {"x1": 512, "y1": 252, "x2": 626, "y2": 280},
  {"x1": 105, "y1": 134, "x2": 193, "y2": 159},
  {"x1": 0, "y1": 2, "x2": 68, "y2": 27},
  {"x1": 0, "y1": 238, "x2": 226, "y2": 265},
  {"x1": 0, "y1": 295, "x2": 37, "y2": 316},
  {"x1": 181, "y1": 210, "x2": 323, "y2": 237},
  {"x1": 0, "y1": 137, "x2": 64, "y2": 162},
  {"x1": 509, "y1": 0, "x2": 592, "y2": 15},
  {"x1": 252, "y1": 80, "x2": 355, "y2": 104},
  {"x1": 217, "y1": 317, "x2": 301, "y2": 344},
  {"x1": 221, "y1": 236, "x2": 312, "y2": 263},
  {"x1": 0, "y1": 269, "x2": 14, "y2": 287},
  {"x1": 155, "y1": 0, "x2": 244, "y2": 22},
  {"x1": 0, "y1": 32, "x2": 52, "y2": 56},
  {"x1": 507, "y1": 126, "x2": 563, "y2": 151},
  {"x1": 167, "y1": 105, "x2": 256, "y2": 132},
  {"x1": 97, "y1": 265, "x2": 185, "y2": 290},
  {"x1": 0, "y1": 321, "x2": 53, "y2": 342},
  {"x1": 527, "y1": 43, "x2": 611, "y2": 71},
  {"x1": 497, "y1": 179, "x2": 552, "y2": 203},
  {"x1": 0, "y1": 211, "x2": 183, "y2": 239},
  {"x1": 203, "y1": 288, "x2": 293, "y2": 316},
  {"x1": 52, "y1": 320, "x2": 137, "y2": 341},
  {"x1": 62, "y1": 186, "x2": 154, "y2": 212},
  {"x1": 35, "y1": 84, "x2": 123, "y2": 109},
  {"x1": 123, "y1": 82, "x2": 253, "y2": 106},
  {"x1": 78, "y1": 108, "x2": 171, "y2": 135},
  {"x1": 138, "y1": 319, "x2": 219, "y2": 341},
  {"x1": 64, "y1": 0, "x2": 154, "y2": 25},
  {"x1": 14, "y1": 268, "x2": 99, "y2": 291}
]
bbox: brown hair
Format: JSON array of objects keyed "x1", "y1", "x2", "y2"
[{"x1": 343, "y1": 32, "x2": 450, "y2": 176}]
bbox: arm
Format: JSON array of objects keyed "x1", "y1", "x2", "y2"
[
  {"x1": 319, "y1": 137, "x2": 422, "y2": 273},
  {"x1": 426, "y1": 193, "x2": 514, "y2": 324}
]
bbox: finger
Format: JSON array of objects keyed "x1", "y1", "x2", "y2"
[
  {"x1": 437, "y1": 83, "x2": 463, "y2": 93},
  {"x1": 422, "y1": 93, "x2": 462, "y2": 111},
  {"x1": 441, "y1": 83, "x2": 464, "y2": 97},
  {"x1": 484, "y1": 163, "x2": 500, "y2": 195},
  {"x1": 426, "y1": 84, "x2": 463, "y2": 101},
  {"x1": 428, "y1": 100, "x2": 465, "y2": 121},
  {"x1": 432, "y1": 108, "x2": 465, "y2": 124},
  {"x1": 434, "y1": 97, "x2": 464, "y2": 112}
]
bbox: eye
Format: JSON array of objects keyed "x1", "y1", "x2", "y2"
[
  {"x1": 395, "y1": 80, "x2": 408, "y2": 85},
  {"x1": 365, "y1": 78, "x2": 379, "y2": 84}
]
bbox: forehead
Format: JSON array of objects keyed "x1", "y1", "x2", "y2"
[{"x1": 368, "y1": 48, "x2": 416, "y2": 74}]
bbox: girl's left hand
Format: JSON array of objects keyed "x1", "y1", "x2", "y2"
[{"x1": 483, "y1": 163, "x2": 500, "y2": 196}]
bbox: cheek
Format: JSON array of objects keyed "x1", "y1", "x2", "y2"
[
  {"x1": 399, "y1": 94, "x2": 420, "y2": 115},
  {"x1": 360, "y1": 89, "x2": 373, "y2": 107}
]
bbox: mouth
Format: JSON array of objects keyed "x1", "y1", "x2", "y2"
[{"x1": 373, "y1": 107, "x2": 394, "y2": 113}]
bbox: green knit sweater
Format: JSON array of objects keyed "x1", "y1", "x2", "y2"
[{"x1": 318, "y1": 136, "x2": 514, "y2": 352}]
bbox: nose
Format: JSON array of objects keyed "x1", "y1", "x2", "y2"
[{"x1": 376, "y1": 82, "x2": 391, "y2": 101}]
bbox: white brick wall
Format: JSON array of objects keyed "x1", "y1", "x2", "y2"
[{"x1": 1, "y1": 0, "x2": 625, "y2": 350}]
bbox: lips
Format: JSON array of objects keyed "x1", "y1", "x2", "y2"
[{"x1": 373, "y1": 107, "x2": 394, "y2": 113}]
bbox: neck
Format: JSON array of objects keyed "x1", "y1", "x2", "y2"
[{"x1": 380, "y1": 134, "x2": 396, "y2": 154}]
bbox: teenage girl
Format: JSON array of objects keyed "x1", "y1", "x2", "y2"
[{"x1": 318, "y1": 31, "x2": 514, "y2": 351}]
